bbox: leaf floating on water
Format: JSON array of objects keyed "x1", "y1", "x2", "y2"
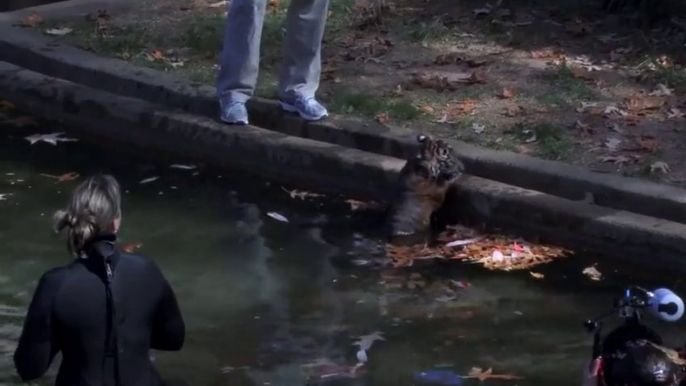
[
  {"x1": 445, "y1": 236, "x2": 483, "y2": 248},
  {"x1": 266, "y1": 212, "x2": 289, "y2": 223},
  {"x1": 345, "y1": 199, "x2": 381, "y2": 211},
  {"x1": 464, "y1": 367, "x2": 523, "y2": 381},
  {"x1": 169, "y1": 164, "x2": 196, "y2": 170},
  {"x1": 353, "y1": 331, "x2": 385, "y2": 352},
  {"x1": 139, "y1": 176, "x2": 160, "y2": 184},
  {"x1": 121, "y1": 243, "x2": 143, "y2": 253},
  {"x1": 282, "y1": 187, "x2": 324, "y2": 200},
  {"x1": 45, "y1": 27, "x2": 73, "y2": 36},
  {"x1": 25, "y1": 132, "x2": 78, "y2": 145},
  {"x1": 40, "y1": 172, "x2": 80, "y2": 182},
  {"x1": 583, "y1": 265, "x2": 602, "y2": 281}
]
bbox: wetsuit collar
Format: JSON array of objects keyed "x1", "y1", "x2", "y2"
[{"x1": 83, "y1": 233, "x2": 117, "y2": 260}]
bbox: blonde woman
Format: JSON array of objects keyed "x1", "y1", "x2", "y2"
[{"x1": 13, "y1": 174, "x2": 185, "y2": 386}]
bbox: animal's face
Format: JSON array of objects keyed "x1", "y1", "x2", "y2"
[{"x1": 412, "y1": 134, "x2": 464, "y2": 183}]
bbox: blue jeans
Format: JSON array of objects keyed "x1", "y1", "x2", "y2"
[{"x1": 216, "y1": 0, "x2": 330, "y2": 104}]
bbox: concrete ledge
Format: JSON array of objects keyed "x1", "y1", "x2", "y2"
[
  {"x1": 3, "y1": 60, "x2": 686, "y2": 267},
  {"x1": 2, "y1": 27, "x2": 686, "y2": 226}
]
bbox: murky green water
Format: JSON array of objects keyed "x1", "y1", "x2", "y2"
[{"x1": 1, "y1": 114, "x2": 686, "y2": 386}]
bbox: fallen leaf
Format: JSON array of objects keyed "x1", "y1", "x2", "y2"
[
  {"x1": 345, "y1": 199, "x2": 381, "y2": 211},
  {"x1": 445, "y1": 236, "x2": 484, "y2": 248},
  {"x1": 454, "y1": 99, "x2": 477, "y2": 115},
  {"x1": 599, "y1": 155, "x2": 633, "y2": 165},
  {"x1": 472, "y1": 7, "x2": 491, "y2": 16},
  {"x1": 376, "y1": 112, "x2": 389, "y2": 124},
  {"x1": 576, "y1": 101, "x2": 599, "y2": 113},
  {"x1": 45, "y1": 27, "x2": 72, "y2": 36},
  {"x1": 471, "y1": 123, "x2": 485, "y2": 134},
  {"x1": 420, "y1": 106, "x2": 435, "y2": 114},
  {"x1": 604, "y1": 105, "x2": 628, "y2": 117},
  {"x1": 649, "y1": 84, "x2": 673, "y2": 97},
  {"x1": 650, "y1": 161, "x2": 670, "y2": 174},
  {"x1": 139, "y1": 176, "x2": 159, "y2": 184},
  {"x1": 499, "y1": 88, "x2": 515, "y2": 99},
  {"x1": 530, "y1": 47, "x2": 560, "y2": 59},
  {"x1": 25, "y1": 133, "x2": 78, "y2": 145},
  {"x1": 605, "y1": 122, "x2": 626, "y2": 135},
  {"x1": 604, "y1": 137, "x2": 622, "y2": 151},
  {"x1": 465, "y1": 367, "x2": 523, "y2": 381},
  {"x1": 530, "y1": 272, "x2": 544, "y2": 279},
  {"x1": 575, "y1": 120, "x2": 594, "y2": 137},
  {"x1": 40, "y1": 172, "x2": 80, "y2": 182},
  {"x1": 207, "y1": 0, "x2": 227, "y2": 7},
  {"x1": 353, "y1": 331, "x2": 385, "y2": 352},
  {"x1": 667, "y1": 108, "x2": 684, "y2": 119},
  {"x1": 121, "y1": 243, "x2": 143, "y2": 253},
  {"x1": 169, "y1": 164, "x2": 196, "y2": 170},
  {"x1": 503, "y1": 105, "x2": 525, "y2": 117},
  {"x1": 583, "y1": 265, "x2": 602, "y2": 281},
  {"x1": 282, "y1": 187, "x2": 324, "y2": 200},
  {"x1": 0, "y1": 193, "x2": 10, "y2": 201},
  {"x1": 434, "y1": 53, "x2": 465, "y2": 65},
  {"x1": 571, "y1": 68, "x2": 594, "y2": 80},
  {"x1": 626, "y1": 96, "x2": 666, "y2": 113},
  {"x1": 636, "y1": 137, "x2": 660, "y2": 152},
  {"x1": 20, "y1": 12, "x2": 43, "y2": 27},
  {"x1": 267, "y1": 212, "x2": 289, "y2": 223}
]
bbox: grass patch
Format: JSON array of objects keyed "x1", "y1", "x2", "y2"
[
  {"x1": 654, "y1": 67, "x2": 686, "y2": 94},
  {"x1": 182, "y1": 14, "x2": 224, "y2": 58},
  {"x1": 514, "y1": 122, "x2": 573, "y2": 160},
  {"x1": 402, "y1": 17, "x2": 452, "y2": 44},
  {"x1": 328, "y1": 90, "x2": 422, "y2": 121},
  {"x1": 536, "y1": 64, "x2": 595, "y2": 107}
]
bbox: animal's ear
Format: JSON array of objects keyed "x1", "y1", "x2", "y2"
[{"x1": 417, "y1": 134, "x2": 427, "y2": 143}]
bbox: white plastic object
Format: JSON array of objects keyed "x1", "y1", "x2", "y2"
[{"x1": 648, "y1": 288, "x2": 685, "y2": 322}]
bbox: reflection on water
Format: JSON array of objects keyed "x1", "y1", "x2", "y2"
[{"x1": 1, "y1": 116, "x2": 686, "y2": 386}]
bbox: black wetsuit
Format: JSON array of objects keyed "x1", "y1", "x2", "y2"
[{"x1": 13, "y1": 233, "x2": 185, "y2": 386}]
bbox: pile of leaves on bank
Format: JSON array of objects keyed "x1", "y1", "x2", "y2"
[{"x1": 386, "y1": 225, "x2": 570, "y2": 271}]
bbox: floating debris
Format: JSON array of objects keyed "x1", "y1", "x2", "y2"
[
  {"x1": 386, "y1": 225, "x2": 569, "y2": 270},
  {"x1": 169, "y1": 164, "x2": 196, "y2": 170},
  {"x1": 139, "y1": 176, "x2": 160, "y2": 184},
  {"x1": 25, "y1": 132, "x2": 79, "y2": 145},
  {"x1": 266, "y1": 212, "x2": 289, "y2": 223}
]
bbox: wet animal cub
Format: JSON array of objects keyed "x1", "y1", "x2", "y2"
[{"x1": 386, "y1": 134, "x2": 465, "y2": 240}]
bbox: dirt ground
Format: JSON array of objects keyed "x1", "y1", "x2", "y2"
[{"x1": 24, "y1": 0, "x2": 686, "y2": 187}]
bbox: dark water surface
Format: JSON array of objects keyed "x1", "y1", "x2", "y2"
[{"x1": 0, "y1": 114, "x2": 685, "y2": 386}]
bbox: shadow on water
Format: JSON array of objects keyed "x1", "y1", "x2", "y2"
[{"x1": 0, "y1": 113, "x2": 685, "y2": 386}]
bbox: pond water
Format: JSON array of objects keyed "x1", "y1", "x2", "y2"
[{"x1": 0, "y1": 113, "x2": 685, "y2": 386}]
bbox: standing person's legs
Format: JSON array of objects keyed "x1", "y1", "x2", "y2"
[
  {"x1": 217, "y1": 0, "x2": 268, "y2": 124},
  {"x1": 277, "y1": 0, "x2": 330, "y2": 121}
]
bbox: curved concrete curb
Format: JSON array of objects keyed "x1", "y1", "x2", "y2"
[
  {"x1": 3, "y1": 60, "x2": 686, "y2": 267},
  {"x1": 1, "y1": 27, "x2": 686, "y2": 226}
]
